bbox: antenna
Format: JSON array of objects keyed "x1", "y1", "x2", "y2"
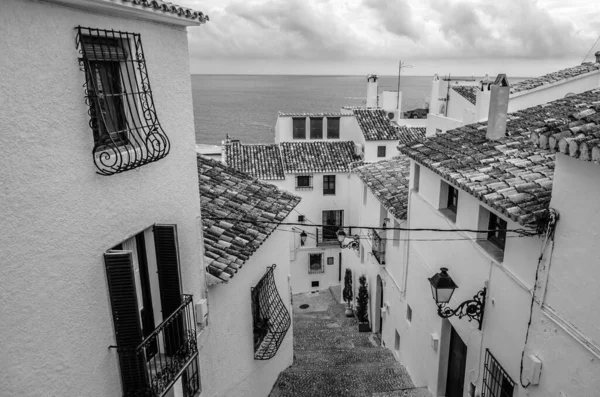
[{"x1": 397, "y1": 60, "x2": 413, "y2": 110}]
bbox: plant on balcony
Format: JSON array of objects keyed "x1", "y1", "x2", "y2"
[
  {"x1": 343, "y1": 268, "x2": 354, "y2": 317},
  {"x1": 356, "y1": 275, "x2": 371, "y2": 332}
]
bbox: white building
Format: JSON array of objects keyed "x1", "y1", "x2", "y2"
[
  {"x1": 196, "y1": 156, "x2": 300, "y2": 397},
  {"x1": 427, "y1": 60, "x2": 600, "y2": 137},
  {"x1": 0, "y1": 1, "x2": 208, "y2": 396},
  {"x1": 397, "y1": 81, "x2": 600, "y2": 397}
]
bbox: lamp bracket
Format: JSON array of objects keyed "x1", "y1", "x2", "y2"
[
  {"x1": 341, "y1": 235, "x2": 360, "y2": 251},
  {"x1": 437, "y1": 287, "x2": 486, "y2": 330}
]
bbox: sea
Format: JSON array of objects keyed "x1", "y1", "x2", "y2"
[{"x1": 191, "y1": 75, "x2": 433, "y2": 146}]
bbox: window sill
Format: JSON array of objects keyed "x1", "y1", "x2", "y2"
[
  {"x1": 475, "y1": 240, "x2": 505, "y2": 263},
  {"x1": 439, "y1": 208, "x2": 457, "y2": 223},
  {"x1": 295, "y1": 186, "x2": 313, "y2": 191},
  {"x1": 323, "y1": 193, "x2": 336, "y2": 196}
]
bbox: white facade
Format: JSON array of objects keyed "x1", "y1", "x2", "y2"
[
  {"x1": 0, "y1": 1, "x2": 205, "y2": 396},
  {"x1": 199, "y1": 229, "x2": 294, "y2": 397},
  {"x1": 275, "y1": 114, "x2": 363, "y2": 143}
]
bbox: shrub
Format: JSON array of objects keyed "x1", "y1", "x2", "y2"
[{"x1": 343, "y1": 268, "x2": 353, "y2": 304}]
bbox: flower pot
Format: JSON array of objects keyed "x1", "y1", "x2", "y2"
[
  {"x1": 358, "y1": 322, "x2": 371, "y2": 332},
  {"x1": 344, "y1": 304, "x2": 354, "y2": 317}
]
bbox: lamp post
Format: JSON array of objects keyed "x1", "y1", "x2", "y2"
[
  {"x1": 428, "y1": 267, "x2": 486, "y2": 330},
  {"x1": 336, "y1": 229, "x2": 360, "y2": 251}
]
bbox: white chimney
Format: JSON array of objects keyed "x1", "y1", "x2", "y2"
[
  {"x1": 429, "y1": 74, "x2": 440, "y2": 115},
  {"x1": 595, "y1": 51, "x2": 600, "y2": 64},
  {"x1": 486, "y1": 74, "x2": 510, "y2": 140},
  {"x1": 475, "y1": 74, "x2": 492, "y2": 122},
  {"x1": 366, "y1": 74, "x2": 378, "y2": 107}
]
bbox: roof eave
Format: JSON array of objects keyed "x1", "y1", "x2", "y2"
[
  {"x1": 45, "y1": 0, "x2": 207, "y2": 27},
  {"x1": 510, "y1": 69, "x2": 600, "y2": 98}
]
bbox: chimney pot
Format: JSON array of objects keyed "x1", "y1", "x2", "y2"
[
  {"x1": 595, "y1": 51, "x2": 600, "y2": 64},
  {"x1": 486, "y1": 74, "x2": 510, "y2": 141}
]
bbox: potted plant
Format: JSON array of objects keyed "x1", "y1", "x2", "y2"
[
  {"x1": 356, "y1": 275, "x2": 371, "y2": 332},
  {"x1": 343, "y1": 268, "x2": 354, "y2": 317}
]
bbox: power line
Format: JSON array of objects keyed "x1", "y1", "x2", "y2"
[{"x1": 582, "y1": 33, "x2": 600, "y2": 63}]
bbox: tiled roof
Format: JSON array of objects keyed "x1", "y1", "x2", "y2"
[
  {"x1": 399, "y1": 89, "x2": 600, "y2": 226},
  {"x1": 278, "y1": 112, "x2": 353, "y2": 117},
  {"x1": 121, "y1": 0, "x2": 208, "y2": 22},
  {"x1": 353, "y1": 109, "x2": 400, "y2": 140},
  {"x1": 197, "y1": 156, "x2": 301, "y2": 282},
  {"x1": 224, "y1": 141, "x2": 285, "y2": 180},
  {"x1": 396, "y1": 125, "x2": 426, "y2": 145},
  {"x1": 452, "y1": 86, "x2": 477, "y2": 105},
  {"x1": 510, "y1": 63, "x2": 600, "y2": 95},
  {"x1": 280, "y1": 141, "x2": 363, "y2": 174},
  {"x1": 354, "y1": 156, "x2": 411, "y2": 220}
]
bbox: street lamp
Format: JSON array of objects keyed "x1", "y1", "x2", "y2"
[
  {"x1": 428, "y1": 268, "x2": 486, "y2": 330},
  {"x1": 299, "y1": 230, "x2": 307, "y2": 246},
  {"x1": 336, "y1": 229, "x2": 360, "y2": 250}
]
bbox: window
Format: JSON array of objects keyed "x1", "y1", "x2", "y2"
[
  {"x1": 295, "y1": 175, "x2": 313, "y2": 190},
  {"x1": 440, "y1": 181, "x2": 458, "y2": 222},
  {"x1": 323, "y1": 175, "x2": 336, "y2": 195},
  {"x1": 377, "y1": 146, "x2": 386, "y2": 157},
  {"x1": 414, "y1": 164, "x2": 420, "y2": 192},
  {"x1": 77, "y1": 27, "x2": 170, "y2": 176},
  {"x1": 321, "y1": 210, "x2": 343, "y2": 242},
  {"x1": 310, "y1": 117, "x2": 323, "y2": 139},
  {"x1": 482, "y1": 349, "x2": 515, "y2": 397},
  {"x1": 327, "y1": 117, "x2": 340, "y2": 139},
  {"x1": 104, "y1": 225, "x2": 200, "y2": 396},
  {"x1": 309, "y1": 253, "x2": 324, "y2": 274},
  {"x1": 327, "y1": 257, "x2": 334, "y2": 265},
  {"x1": 406, "y1": 304, "x2": 412, "y2": 323},
  {"x1": 447, "y1": 185, "x2": 458, "y2": 213},
  {"x1": 487, "y1": 213, "x2": 507, "y2": 251},
  {"x1": 293, "y1": 118, "x2": 306, "y2": 139},
  {"x1": 311, "y1": 281, "x2": 320, "y2": 288}
]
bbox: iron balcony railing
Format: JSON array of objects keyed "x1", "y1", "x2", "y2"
[
  {"x1": 371, "y1": 229, "x2": 386, "y2": 265},
  {"x1": 119, "y1": 294, "x2": 200, "y2": 397},
  {"x1": 316, "y1": 227, "x2": 342, "y2": 247}
]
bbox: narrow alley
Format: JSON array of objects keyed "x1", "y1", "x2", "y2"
[{"x1": 270, "y1": 288, "x2": 431, "y2": 397}]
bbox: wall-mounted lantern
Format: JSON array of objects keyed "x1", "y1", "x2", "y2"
[
  {"x1": 300, "y1": 231, "x2": 307, "y2": 246},
  {"x1": 336, "y1": 229, "x2": 360, "y2": 251},
  {"x1": 428, "y1": 267, "x2": 486, "y2": 330}
]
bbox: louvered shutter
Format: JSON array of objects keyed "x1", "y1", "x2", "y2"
[
  {"x1": 81, "y1": 36, "x2": 128, "y2": 61},
  {"x1": 104, "y1": 251, "x2": 147, "y2": 393},
  {"x1": 153, "y1": 225, "x2": 184, "y2": 355}
]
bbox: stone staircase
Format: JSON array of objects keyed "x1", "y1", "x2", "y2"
[{"x1": 269, "y1": 288, "x2": 431, "y2": 397}]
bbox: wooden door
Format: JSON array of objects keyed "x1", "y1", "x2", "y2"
[{"x1": 446, "y1": 326, "x2": 467, "y2": 397}]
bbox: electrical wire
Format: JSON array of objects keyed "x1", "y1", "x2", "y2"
[{"x1": 582, "y1": 33, "x2": 600, "y2": 64}]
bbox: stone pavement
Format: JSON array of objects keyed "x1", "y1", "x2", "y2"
[{"x1": 269, "y1": 288, "x2": 431, "y2": 397}]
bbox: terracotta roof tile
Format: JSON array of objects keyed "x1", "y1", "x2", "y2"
[
  {"x1": 353, "y1": 108, "x2": 426, "y2": 141},
  {"x1": 452, "y1": 86, "x2": 477, "y2": 105},
  {"x1": 121, "y1": 0, "x2": 208, "y2": 22},
  {"x1": 224, "y1": 142, "x2": 285, "y2": 180},
  {"x1": 510, "y1": 63, "x2": 600, "y2": 95},
  {"x1": 198, "y1": 156, "x2": 301, "y2": 282},
  {"x1": 399, "y1": 88, "x2": 600, "y2": 227},
  {"x1": 280, "y1": 141, "x2": 362, "y2": 174},
  {"x1": 354, "y1": 156, "x2": 411, "y2": 220},
  {"x1": 397, "y1": 125, "x2": 426, "y2": 145}
]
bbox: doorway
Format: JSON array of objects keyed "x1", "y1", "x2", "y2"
[
  {"x1": 446, "y1": 326, "x2": 467, "y2": 397},
  {"x1": 375, "y1": 275, "x2": 384, "y2": 335}
]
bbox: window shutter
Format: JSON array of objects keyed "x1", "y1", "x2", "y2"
[
  {"x1": 104, "y1": 251, "x2": 147, "y2": 393},
  {"x1": 153, "y1": 224, "x2": 184, "y2": 355}
]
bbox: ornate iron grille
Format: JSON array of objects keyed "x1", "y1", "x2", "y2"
[
  {"x1": 76, "y1": 27, "x2": 171, "y2": 176},
  {"x1": 251, "y1": 265, "x2": 291, "y2": 360},
  {"x1": 118, "y1": 295, "x2": 200, "y2": 397},
  {"x1": 482, "y1": 349, "x2": 515, "y2": 397},
  {"x1": 370, "y1": 229, "x2": 386, "y2": 265}
]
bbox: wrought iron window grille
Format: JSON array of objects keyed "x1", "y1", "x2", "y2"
[
  {"x1": 370, "y1": 229, "x2": 386, "y2": 265},
  {"x1": 251, "y1": 265, "x2": 291, "y2": 360},
  {"x1": 76, "y1": 26, "x2": 171, "y2": 176},
  {"x1": 482, "y1": 349, "x2": 515, "y2": 397},
  {"x1": 308, "y1": 253, "x2": 325, "y2": 274}
]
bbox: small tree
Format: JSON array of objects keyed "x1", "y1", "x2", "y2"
[
  {"x1": 356, "y1": 275, "x2": 369, "y2": 323},
  {"x1": 343, "y1": 268, "x2": 353, "y2": 306}
]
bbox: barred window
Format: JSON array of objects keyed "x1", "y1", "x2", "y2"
[
  {"x1": 76, "y1": 27, "x2": 170, "y2": 175},
  {"x1": 308, "y1": 253, "x2": 324, "y2": 274},
  {"x1": 482, "y1": 349, "x2": 515, "y2": 397}
]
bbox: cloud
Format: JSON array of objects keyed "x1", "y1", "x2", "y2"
[{"x1": 363, "y1": 0, "x2": 420, "y2": 40}]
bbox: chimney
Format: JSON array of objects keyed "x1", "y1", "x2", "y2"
[
  {"x1": 486, "y1": 74, "x2": 510, "y2": 140},
  {"x1": 429, "y1": 74, "x2": 440, "y2": 115},
  {"x1": 366, "y1": 74, "x2": 378, "y2": 107},
  {"x1": 595, "y1": 51, "x2": 600, "y2": 64},
  {"x1": 475, "y1": 74, "x2": 492, "y2": 121}
]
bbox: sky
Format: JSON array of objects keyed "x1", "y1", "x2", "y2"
[{"x1": 178, "y1": 0, "x2": 600, "y2": 77}]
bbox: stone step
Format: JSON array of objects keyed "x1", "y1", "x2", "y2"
[
  {"x1": 372, "y1": 387, "x2": 432, "y2": 397},
  {"x1": 272, "y1": 366, "x2": 414, "y2": 397},
  {"x1": 293, "y1": 347, "x2": 397, "y2": 367}
]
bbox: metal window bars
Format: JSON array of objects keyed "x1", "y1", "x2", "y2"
[
  {"x1": 308, "y1": 253, "x2": 325, "y2": 274},
  {"x1": 251, "y1": 265, "x2": 291, "y2": 360},
  {"x1": 76, "y1": 27, "x2": 171, "y2": 176},
  {"x1": 117, "y1": 295, "x2": 200, "y2": 397},
  {"x1": 370, "y1": 229, "x2": 386, "y2": 265},
  {"x1": 482, "y1": 349, "x2": 515, "y2": 397}
]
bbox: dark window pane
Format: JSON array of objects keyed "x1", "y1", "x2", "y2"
[
  {"x1": 322, "y1": 210, "x2": 343, "y2": 241},
  {"x1": 377, "y1": 146, "x2": 386, "y2": 157},
  {"x1": 487, "y1": 213, "x2": 507, "y2": 250},
  {"x1": 447, "y1": 186, "x2": 458, "y2": 213},
  {"x1": 296, "y1": 175, "x2": 312, "y2": 188},
  {"x1": 327, "y1": 117, "x2": 340, "y2": 139},
  {"x1": 310, "y1": 118, "x2": 323, "y2": 139},
  {"x1": 293, "y1": 118, "x2": 306, "y2": 139},
  {"x1": 323, "y1": 175, "x2": 336, "y2": 195}
]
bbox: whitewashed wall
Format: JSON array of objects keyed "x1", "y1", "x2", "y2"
[
  {"x1": 199, "y1": 230, "x2": 293, "y2": 397},
  {"x1": 275, "y1": 116, "x2": 363, "y2": 143},
  {"x1": 0, "y1": 1, "x2": 203, "y2": 396},
  {"x1": 363, "y1": 140, "x2": 401, "y2": 162}
]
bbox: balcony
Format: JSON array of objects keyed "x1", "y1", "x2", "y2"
[
  {"x1": 316, "y1": 227, "x2": 342, "y2": 247},
  {"x1": 118, "y1": 295, "x2": 200, "y2": 397},
  {"x1": 371, "y1": 229, "x2": 386, "y2": 265}
]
